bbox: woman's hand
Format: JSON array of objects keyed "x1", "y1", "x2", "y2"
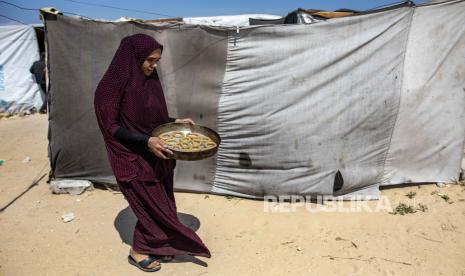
[
  {"x1": 175, "y1": 118, "x2": 195, "y2": 124},
  {"x1": 147, "y1": 137, "x2": 173, "y2": 159}
]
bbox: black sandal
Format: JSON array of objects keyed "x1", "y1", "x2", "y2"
[{"x1": 128, "y1": 255, "x2": 161, "y2": 272}]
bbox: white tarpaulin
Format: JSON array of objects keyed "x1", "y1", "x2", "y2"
[
  {"x1": 44, "y1": 0, "x2": 465, "y2": 199},
  {"x1": 383, "y1": 1, "x2": 465, "y2": 185},
  {"x1": 183, "y1": 14, "x2": 281, "y2": 27},
  {"x1": 213, "y1": 7, "x2": 413, "y2": 198},
  {"x1": 0, "y1": 25, "x2": 43, "y2": 113}
]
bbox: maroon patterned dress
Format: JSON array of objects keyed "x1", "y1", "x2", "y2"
[{"x1": 94, "y1": 34, "x2": 211, "y2": 258}]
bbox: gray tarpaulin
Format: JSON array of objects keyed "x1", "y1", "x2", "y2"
[{"x1": 45, "y1": 0, "x2": 465, "y2": 199}]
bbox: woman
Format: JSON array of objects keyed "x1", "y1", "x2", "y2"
[{"x1": 94, "y1": 34, "x2": 211, "y2": 272}]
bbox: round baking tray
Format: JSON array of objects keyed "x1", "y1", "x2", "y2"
[{"x1": 151, "y1": 122, "x2": 221, "y2": 161}]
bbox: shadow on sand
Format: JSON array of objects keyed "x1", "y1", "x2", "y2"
[{"x1": 114, "y1": 207, "x2": 207, "y2": 267}]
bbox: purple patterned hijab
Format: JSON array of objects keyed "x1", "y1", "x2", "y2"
[{"x1": 94, "y1": 34, "x2": 173, "y2": 182}]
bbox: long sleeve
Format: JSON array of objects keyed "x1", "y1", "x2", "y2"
[{"x1": 114, "y1": 127, "x2": 150, "y2": 148}]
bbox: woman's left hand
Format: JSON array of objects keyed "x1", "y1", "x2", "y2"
[{"x1": 175, "y1": 118, "x2": 195, "y2": 124}]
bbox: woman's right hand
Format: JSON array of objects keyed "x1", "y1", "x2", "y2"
[{"x1": 147, "y1": 137, "x2": 173, "y2": 159}]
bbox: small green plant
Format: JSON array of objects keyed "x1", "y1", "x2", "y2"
[
  {"x1": 417, "y1": 203, "x2": 428, "y2": 212},
  {"x1": 390, "y1": 203, "x2": 417, "y2": 215},
  {"x1": 406, "y1": 191, "x2": 416, "y2": 199}
]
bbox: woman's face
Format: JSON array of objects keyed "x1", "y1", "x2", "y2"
[{"x1": 142, "y1": 49, "x2": 162, "y2": 76}]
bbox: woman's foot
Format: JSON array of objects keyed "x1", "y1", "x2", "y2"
[{"x1": 129, "y1": 248, "x2": 161, "y2": 271}]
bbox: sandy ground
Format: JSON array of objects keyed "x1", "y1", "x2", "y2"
[{"x1": 0, "y1": 114, "x2": 465, "y2": 276}]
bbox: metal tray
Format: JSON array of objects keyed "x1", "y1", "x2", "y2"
[{"x1": 151, "y1": 122, "x2": 221, "y2": 161}]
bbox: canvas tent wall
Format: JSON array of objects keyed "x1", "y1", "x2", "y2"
[
  {"x1": 0, "y1": 24, "x2": 43, "y2": 114},
  {"x1": 44, "y1": 0, "x2": 465, "y2": 199}
]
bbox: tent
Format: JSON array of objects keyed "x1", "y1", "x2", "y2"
[
  {"x1": 183, "y1": 14, "x2": 281, "y2": 27},
  {"x1": 117, "y1": 14, "x2": 281, "y2": 27},
  {"x1": 44, "y1": 0, "x2": 465, "y2": 199},
  {"x1": 0, "y1": 24, "x2": 43, "y2": 114},
  {"x1": 249, "y1": 8, "x2": 358, "y2": 25}
]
